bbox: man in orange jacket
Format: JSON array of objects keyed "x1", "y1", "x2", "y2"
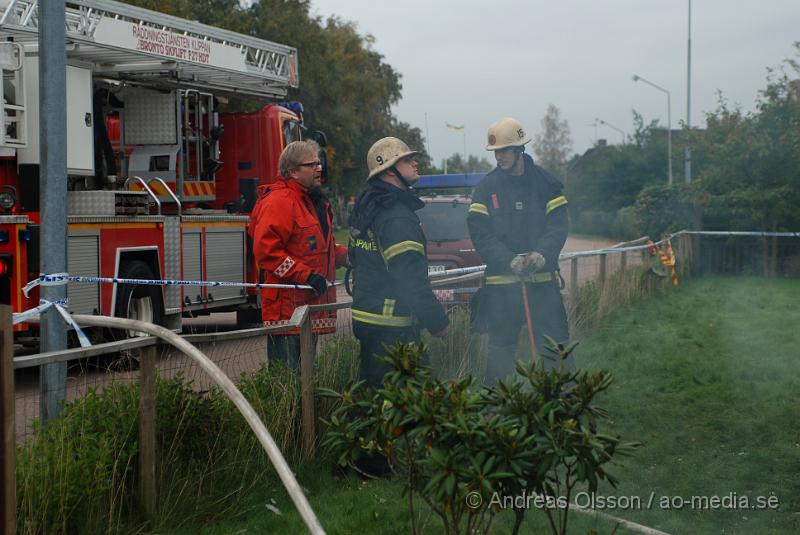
[{"x1": 251, "y1": 140, "x2": 348, "y2": 368}]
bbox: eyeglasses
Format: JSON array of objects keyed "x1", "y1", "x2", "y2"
[{"x1": 298, "y1": 161, "x2": 322, "y2": 168}]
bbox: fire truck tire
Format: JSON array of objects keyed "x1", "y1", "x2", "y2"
[{"x1": 114, "y1": 260, "x2": 164, "y2": 336}]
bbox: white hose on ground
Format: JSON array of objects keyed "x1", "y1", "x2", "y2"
[{"x1": 72, "y1": 314, "x2": 326, "y2": 535}]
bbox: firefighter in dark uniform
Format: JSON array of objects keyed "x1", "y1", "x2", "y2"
[
  {"x1": 349, "y1": 137, "x2": 449, "y2": 387},
  {"x1": 467, "y1": 117, "x2": 574, "y2": 381}
]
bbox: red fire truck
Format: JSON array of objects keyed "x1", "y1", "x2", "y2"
[{"x1": 0, "y1": 0, "x2": 317, "y2": 344}]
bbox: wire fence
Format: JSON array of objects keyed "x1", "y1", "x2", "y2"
[
  {"x1": 6, "y1": 232, "x2": 800, "y2": 535},
  {"x1": 7, "y1": 230, "x2": 800, "y2": 532}
]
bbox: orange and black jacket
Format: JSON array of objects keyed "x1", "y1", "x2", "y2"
[
  {"x1": 467, "y1": 153, "x2": 568, "y2": 281},
  {"x1": 348, "y1": 180, "x2": 448, "y2": 333}
]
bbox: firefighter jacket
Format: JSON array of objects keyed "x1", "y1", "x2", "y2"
[
  {"x1": 348, "y1": 180, "x2": 449, "y2": 334},
  {"x1": 467, "y1": 153, "x2": 568, "y2": 286},
  {"x1": 250, "y1": 177, "x2": 348, "y2": 334}
]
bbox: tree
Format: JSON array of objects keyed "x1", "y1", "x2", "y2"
[
  {"x1": 386, "y1": 119, "x2": 436, "y2": 175},
  {"x1": 121, "y1": 0, "x2": 408, "y2": 196},
  {"x1": 532, "y1": 104, "x2": 573, "y2": 176},
  {"x1": 690, "y1": 43, "x2": 800, "y2": 231},
  {"x1": 430, "y1": 153, "x2": 493, "y2": 174}
]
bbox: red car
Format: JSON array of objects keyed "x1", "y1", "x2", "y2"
[
  {"x1": 418, "y1": 194, "x2": 482, "y2": 271},
  {"x1": 415, "y1": 173, "x2": 486, "y2": 303}
]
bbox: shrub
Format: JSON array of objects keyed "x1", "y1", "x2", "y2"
[{"x1": 321, "y1": 340, "x2": 639, "y2": 535}]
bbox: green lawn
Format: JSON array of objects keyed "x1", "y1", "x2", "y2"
[
  {"x1": 164, "y1": 464, "x2": 638, "y2": 535},
  {"x1": 163, "y1": 277, "x2": 800, "y2": 534},
  {"x1": 581, "y1": 277, "x2": 800, "y2": 534}
]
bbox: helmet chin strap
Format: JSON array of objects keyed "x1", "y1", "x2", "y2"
[
  {"x1": 512, "y1": 146, "x2": 525, "y2": 169},
  {"x1": 497, "y1": 146, "x2": 525, "y2": 172},
  {"x1": 390, "y1": 165, "x2": 414, "y2": 188}
]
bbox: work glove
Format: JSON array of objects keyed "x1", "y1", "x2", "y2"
[
  {"x1": 305, "y1": 272, "x2": 329, "y2": 296},
  {"x1": 510, "y1": 251, "x2": 546, "y2": 277}
]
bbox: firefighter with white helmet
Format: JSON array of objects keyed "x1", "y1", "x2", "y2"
[
  {"x1": 467, "y1": 117, "x2": 574, "y2": 380},
  {"x1": 348, "y1": 137, "x2": 449, "y2": 386}
]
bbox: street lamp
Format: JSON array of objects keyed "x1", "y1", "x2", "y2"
[
  {"x1": 595, "y1": 118, "x2": 626, "y2": 144},
  {"x1": 633, "y1": 74, "x2": 673, "y2": 185},
  {"x1": 686, "y1": 0, "x2": 692, "y2": 183}
]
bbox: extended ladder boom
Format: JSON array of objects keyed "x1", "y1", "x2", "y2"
[{"x1": 0, "y1": 0, "x2": 298, "y2": 97}]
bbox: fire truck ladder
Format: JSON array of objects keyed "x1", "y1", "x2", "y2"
[{"x1": 0, "y1": 0, "x2": 298, "y2": 98}]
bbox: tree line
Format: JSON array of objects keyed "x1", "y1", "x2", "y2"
[
  {"x1": 563, "y1": 44, "x2": 800, "y2": 238},
  {"x1": 123, "y1": 2, "x2": 798, "y2": 235},
  {"x1": 124, "y1": 0, "x2": 431, "y2": 196}
]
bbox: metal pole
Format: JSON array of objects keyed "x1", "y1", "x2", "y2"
[
  {"x1": 595, "y1": 118, "x2": 625, "y2": 144},
  {"x1": 632, "y1": 75, "x2": 672, "y2": 184},
  {"x1": 0, "y1": 277, "x2": 15, "y2": 535},
  {"x1": 462, "y1": 129, "x2": 467, "y2": 166},
  {"x1": 667, "y1": 91, "x2": 673, "y2": 185},
  {"x1": 424, "y1": 112, "x2": 431, "y2": 156},
  {"x1": 685, "y1": 0, "x2": 692, "y2": 183},
  {"x1": 39, "y1": 0, "x2": 69, "y2": 422}
]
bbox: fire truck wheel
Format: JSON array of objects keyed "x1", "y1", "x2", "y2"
[{"x1": 114, "y1": 260, "x2": 164, "y2": 337}]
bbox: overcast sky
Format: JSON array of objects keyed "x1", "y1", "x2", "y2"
[{"x1": 310, "y1": 0, "x2": 799, "y2": 167}]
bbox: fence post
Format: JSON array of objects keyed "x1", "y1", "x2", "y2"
[
  {"x1": 692, "y1": 233, "x2": 702, "y2": 277},
  {"x1": 599, "y1": 253, "x2": 607, "y2": 286},
  {"x1": 569, "y1": 257, "x2": 579, "y2": 310},
  {"x1": 1, "y1": 276, "x2": 15, "y2": 535},
  {"x1": 771, "y1": 233, "x2": 778, "y2": 277},
  {"x1": 139, "y1": 345, "x2": 157, "y2": 520},
  {"x1": 299, "y1": 310, "x2": 316, "y2": 458},
  {"x1": 762, "y1": 235, "x2": 769, "y2": 277},
  {"x1": 620, "y1": 251, "x2": 627, "y2": 272},
  {"x1": 683, "y1": 233, "x2": 692, "y2": 277}
]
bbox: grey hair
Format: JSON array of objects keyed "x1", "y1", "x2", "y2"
[{"x1": 278, "y1": 140, "x2": 321, "y2": 177}]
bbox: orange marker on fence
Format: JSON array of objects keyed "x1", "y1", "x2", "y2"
[{"x1": 647, "y1": 239, "x2": 680, "y2": 287}]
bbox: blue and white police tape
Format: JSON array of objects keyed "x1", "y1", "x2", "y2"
[
  {"x1": 23, "y1": 273, "x2": 345, "y2": 298},
  {"x1": 13, "y1": 298, "x2": 92, "y2": 347}
]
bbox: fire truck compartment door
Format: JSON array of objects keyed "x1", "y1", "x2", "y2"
[
  {"x1": 18, "y1": 56, "x2": 94, "y2": 174},
  {"x1": 67, "y1": 232, "x2": 100, "y2": 315},
  {"x1": 205, "y1": 228, "x2": 245, "y2": 303}
]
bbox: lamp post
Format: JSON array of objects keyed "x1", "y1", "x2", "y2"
[
  {"x1": 685, "y1": 0, "x2": 692, "y2": 183},
  {"x1": 595, "y1": 118, "x2": 626, "y2": 144},
  {"x1": 633, "y1": 74, "x2": 673, "y2": 185}
]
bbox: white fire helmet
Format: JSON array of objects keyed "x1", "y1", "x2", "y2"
[
  {"x1": 366, "y1": 137, "x2": 419, "y2": 180},
  {"x1": 485, "y1": 117, "x2": 531, "y2": 151}
]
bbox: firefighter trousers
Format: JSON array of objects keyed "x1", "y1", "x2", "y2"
[
  {"x1": 353, "y1": 323, "x2": 420, "y2": 388},
  {"x1": 483, "y1": 280, "x2": 574, "y2": 383}
]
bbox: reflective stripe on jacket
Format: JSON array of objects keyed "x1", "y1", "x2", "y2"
[
  {"x1": 466, "y1": 153, "x2": 568, "y2": 281},
  {"x1": 251, "y1": 178, "x2": 347, "y2": 334},
  {"x1": 348, "y1": 180, "x2": 448, "y2": 333}
]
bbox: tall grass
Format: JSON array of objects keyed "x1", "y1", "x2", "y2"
[
  {"x1": 421, "y1": 263, "x2": 674, "y2": 383},
  {"x1": 423, "y1": 306, "x2": 487, "y2": 382},
  {"x1": 568, "y1": 265, "x2": 674, "y2": 334},
  {"x1": 16, "y1": 383, "x2": 141, "y2": 535},
  {"x1": 15, "y1": 335, "x2": 360, "y2": 534}
]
